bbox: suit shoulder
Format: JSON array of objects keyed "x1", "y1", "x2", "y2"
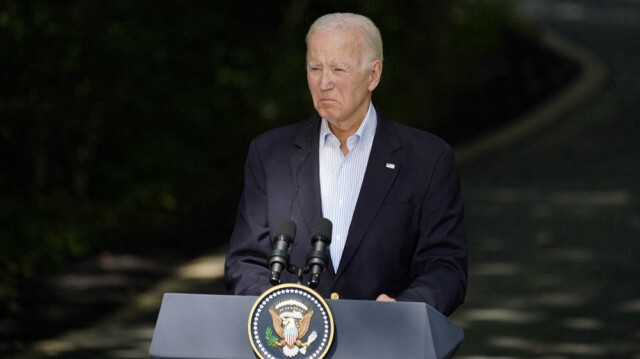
[
  {"x1": 391, "y1": 121, "x2": 452, "y2": 153},
  {"x1": 252, "y1": 117, "x2": 316, "y2": 149}
]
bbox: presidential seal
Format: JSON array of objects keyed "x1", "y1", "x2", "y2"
[{"x1": 248, "y1": 283, "x2": 334, "y2": 359}]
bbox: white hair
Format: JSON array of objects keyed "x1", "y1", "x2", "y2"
[{"x1": 306, "y1": 13, "x2": 383, "y2": 69}]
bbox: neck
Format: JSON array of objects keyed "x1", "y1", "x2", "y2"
[{"x1": 327, "y1": 102, "x2": 370, "y2": 146}]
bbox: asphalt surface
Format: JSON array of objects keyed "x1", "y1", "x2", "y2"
[
  {"x1": 453, "y1": 1, "x2": 640, "y2": 358},
  {"x1": 9, "y1": 1, "x2": 640, "y2": 358}
]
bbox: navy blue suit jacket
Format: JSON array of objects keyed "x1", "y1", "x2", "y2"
[{"x1": 224, "y1": 109, "x2": 467, "y2": 316}]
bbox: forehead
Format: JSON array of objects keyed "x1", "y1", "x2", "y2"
[{"x1": 306, "y1": 28, "x2": 363, "y2": 64}]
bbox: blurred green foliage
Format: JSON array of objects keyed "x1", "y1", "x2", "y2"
[{"x1": 0, "y1": 0, "x2": 530, "y2": 306}]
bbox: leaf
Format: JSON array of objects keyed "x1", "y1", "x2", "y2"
[{"x1": 265, "y1": 326, "x2": 279, "y2": 347}]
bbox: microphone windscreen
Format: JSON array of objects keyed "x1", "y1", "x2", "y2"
[
  {"x1": 274, "y1": 218, "x2": 296, "y2": 242},
  {"x1": 311, "y1": 218, "x2": 332, "y2": 242}
]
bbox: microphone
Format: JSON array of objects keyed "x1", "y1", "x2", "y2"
[
  {"x1": 268, "y1": 219, "x2": 296, "y2": 285},
  {"x1": 306, "y1": 217, "x2": 332, "y2": 289}
]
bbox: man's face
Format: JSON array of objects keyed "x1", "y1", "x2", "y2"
[{"x1": 306, "y1": 29, "x2": 381, "y2": 130}]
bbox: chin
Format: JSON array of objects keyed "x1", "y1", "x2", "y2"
[
  {"x1": 316, "y1": 109, "x2": 335, "y2": 120},
  {"x1": 316, "y1": 102, "x2": 339, "y2": 115}
]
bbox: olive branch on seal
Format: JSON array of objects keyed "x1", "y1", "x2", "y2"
[{"x1": 265, "y1": 327, "x2": 279, "y2": 347}]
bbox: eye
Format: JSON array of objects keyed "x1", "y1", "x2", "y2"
[{"x1": 307, "y1": 66, "x2": 321, "y2": 73}]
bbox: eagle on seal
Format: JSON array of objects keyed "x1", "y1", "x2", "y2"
[{"x1": 269, "y1": 306, "x2": 314, "y2": 357}]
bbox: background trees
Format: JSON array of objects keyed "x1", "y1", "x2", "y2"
[{"x1": 0, "y1": 0, "x2": 574, "y2": 310}]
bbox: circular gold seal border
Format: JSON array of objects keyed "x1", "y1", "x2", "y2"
[{"x1": 248, "y1": 283, "x2": 335, "y2": 359}]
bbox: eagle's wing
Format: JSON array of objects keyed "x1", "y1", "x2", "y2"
[
  {"x1": 298, "y1": 310, "x2": 314, "y2": 338},
  {"x1": 269, "y1": 307, "x2": 284, "y2": 338}
]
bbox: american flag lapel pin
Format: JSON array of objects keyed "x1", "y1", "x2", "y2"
[{"x1": 386, "y1": 163, "x2": 395, "y2": 169}]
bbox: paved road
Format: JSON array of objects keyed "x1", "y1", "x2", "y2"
[
  {"x1": 452, "y1": 1, "x2": 640, "y2": 358},
  {"x1": 9, "y1": 1, "x2": 640, "y2": 358}
]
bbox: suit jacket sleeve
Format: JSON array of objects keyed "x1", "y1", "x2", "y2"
[
  {"x1": 394, "y1": 144, "x2": 467, "y2": 316},
  {"x1": 223, "y1": 139, "x2": 273, "y2": 295}
]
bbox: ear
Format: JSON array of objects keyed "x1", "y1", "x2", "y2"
[{"x1": 367, "y1": 60, "x2": 383, "y2": 91}]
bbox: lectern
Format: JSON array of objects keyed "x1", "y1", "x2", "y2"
[
  {"x1": 149, "y1": 293, "x2": 464, "y2": 359},
  {"x1": 149, "y1": 293, "x2": 463, "y2": 359}
]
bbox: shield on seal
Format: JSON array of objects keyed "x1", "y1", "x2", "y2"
[{"x1": 284, "y1": 326, "x2": 297, "y2": 347}]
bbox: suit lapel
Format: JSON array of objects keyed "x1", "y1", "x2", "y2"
[
  {"x1": 290, "y1": 116, "x2": 323, "y2": 238},
  {"x1": 334, "y1": 113, "x2": 402, "y2": 277}
]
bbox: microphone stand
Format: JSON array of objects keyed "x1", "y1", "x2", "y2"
[{"x1": 284, "y1": 263, "x2": 313, "y2": 287}]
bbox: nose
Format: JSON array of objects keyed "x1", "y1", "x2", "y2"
[{"x1": 319, "y1": 70, "x2": 334, "y2": 91}]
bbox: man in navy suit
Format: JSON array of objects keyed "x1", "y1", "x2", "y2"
[{"x1": 224, "y1": 13, "x2": 467, "y2": 316}]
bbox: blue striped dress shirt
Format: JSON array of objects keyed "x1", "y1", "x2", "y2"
[{"x1": 319, "y1": 103, "x2": 377, "y2": 271}]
